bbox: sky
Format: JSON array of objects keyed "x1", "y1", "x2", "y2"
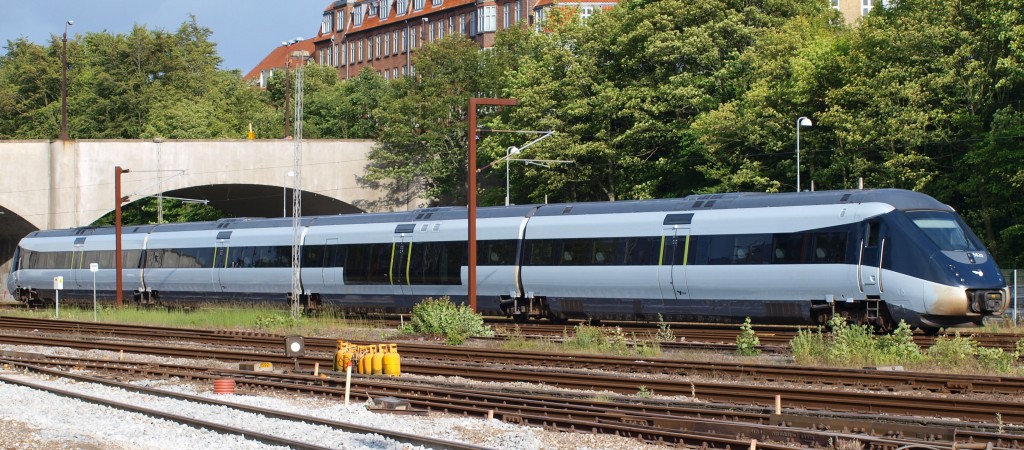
[{"x1": 0, "y1": 0, "x2": 330, "y2": 74}]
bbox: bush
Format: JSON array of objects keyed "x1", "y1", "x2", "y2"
[
  {"x1": 402, "y1": 297, "x2": 493, "y2": 345},
  {"x1": 736, "y1": 317, "x2": 761, "y2": 356},
  {"x1": 927, "y1": 332, "x2": 978, "y2": 370},
  {"x1": 254, "y1": 313, "x2": 298, "y2": 330}
]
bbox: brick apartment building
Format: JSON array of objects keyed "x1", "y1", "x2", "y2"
[
  {"x1": 246, "y1": 0, "x2": 873, "y2": 86},
  {"x1": 244, "y1": 0, "x2": 614, "y2": 86}
]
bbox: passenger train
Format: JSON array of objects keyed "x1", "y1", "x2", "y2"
[{"x1": 6, "y1": 189, "x2": 1009, "y2": 331}]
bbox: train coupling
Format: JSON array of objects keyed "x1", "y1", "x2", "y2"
[{"x1": 966, "y1": 289, "x2": 1006, "y2": 314}]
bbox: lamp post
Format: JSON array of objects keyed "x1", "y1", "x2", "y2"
[
  {"x1": 283, "y1": 170, "x2": 294, "y2": 217},
  {"x1": 505, "y1": 146, "x2": 520, "y2": 206},
  {"x1": 796, "y1": 116, "x2": 812, "y2": 192},
  {"x1": 114, "y1": 166, "x2": 130, "y2": 307},
  {"x1": 468, "y1": 98, "x2": 518, "y2": 312},
  {"x1": 60, "y1": 19, "x2": 74, "y2": 140}
]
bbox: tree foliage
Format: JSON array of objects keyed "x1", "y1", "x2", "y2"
[{"x1": 4, "y1": 2, "x2": 1024, "y2": 266}]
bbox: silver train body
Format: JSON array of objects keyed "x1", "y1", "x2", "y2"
[{"x1": 7, "y1": 189, "x2": 1009, "y2": 330}]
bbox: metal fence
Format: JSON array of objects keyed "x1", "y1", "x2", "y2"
[{"x1": 1003, "y1": 269, "x2": 1023, "y2": 326}]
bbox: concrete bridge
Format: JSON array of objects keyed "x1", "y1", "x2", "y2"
[{"x1": 0, "y1": 139, "x2": 421, "y2": 300}]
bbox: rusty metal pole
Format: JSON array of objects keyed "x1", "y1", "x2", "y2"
[
  {"x1": 115, "y1": 166, "x2": 129, "y2": 307},
  {"x1": 467, "y1": 98, "x2": 517, "y2": 312},
  {"x1": 60, "y1": 20, "x2": 73, "y2": 140}
]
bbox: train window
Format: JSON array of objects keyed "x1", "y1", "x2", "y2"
[
  {"x1": 707, "y1": 234, "x2": 768, "y2": 264},
  {"x1": 771, "y1": 233, "x2": 804, "y2": 264},
  {"x1": 302, "y1": 245, "x2": 325, "y2": 268},
  {"x1": 562, "y1": 240, "x2": 592, "y2": 265},
  {"x1": 525, "y1": 240, "x2": 557, "y2": 265},
  {"x1": 343, "y1": 243, "x2": 392, "y2": 284},
  {"x1": 865, "y1": 222, "x2": 879, "y2": 248},
  {"x1": 812, "y1": 232, "x2": 847, "y2": 263},
  {"x1": 593, "y1": 239, "x2": 618, "y2": 265},
  {"x1": 906, "y1": 210, "x2": 981, "y2": 251},
  {"x1": 409, "y1": 241, "x2": 463, "y2": 284},
  {"x1": 661, "y1": 235, "x2": 696, "y2": 265},
  {"x1": 478, "y1": 240, "x2": 515, "y2": 265},
  {"x1": 624, "y1": 237, "x2": 659, "y2": 265}
]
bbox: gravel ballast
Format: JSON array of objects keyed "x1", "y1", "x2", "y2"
[{"x1": 0, "y1": 344, "x2": 658, "y2": 450}]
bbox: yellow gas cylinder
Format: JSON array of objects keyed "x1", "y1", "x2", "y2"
[
  {"x1": 359, "y1": 345, "x2": 375, "y2": 375},
  {"x1": 333, "y1": 340, "x2": 349, "y2": 371},
  {"x1": 371, "y1": 343, "x2": 386, "y2": 375},
  {"x1": 382, "y1": 343, "x2": 401, "y2": 376},
  {"x1": 342, "y1": 344, "x2": 356, "y2": 371}
]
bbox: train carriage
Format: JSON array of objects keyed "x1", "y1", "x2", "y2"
[{"x1": 6, "y1": 189, "x2": 1009, "y2": 331}]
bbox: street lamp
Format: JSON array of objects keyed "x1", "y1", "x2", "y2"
[
  {"x1": 283, "y1": 170, "x2": 294, "y2": 217},
  {"x1": 290, "y1": 49, "x2": 310, "y2": 319},
  {"x1": 468, "y1": 98, "x2": 518, "y2": 312},
  {"x1": 60, "y1": 19, "x2": 73, "y2": 140},
  {"x1": 505, "y1": 146, "x2": 520, "y2": 206},
  {"x1": 796, "y1": 116, "x2": 812, "y2": 192}
]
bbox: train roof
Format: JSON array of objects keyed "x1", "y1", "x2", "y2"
[{"x1": 21, "y1": 189, "x2": 950, "y2": 238}]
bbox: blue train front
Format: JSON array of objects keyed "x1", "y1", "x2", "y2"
[{"x1": 5, "y1": 189, "x2": 1009, "y2": 332}]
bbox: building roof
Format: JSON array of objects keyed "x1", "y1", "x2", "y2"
[{"x1": 243, "y1": 38, "x2": 317, "y2": 81}]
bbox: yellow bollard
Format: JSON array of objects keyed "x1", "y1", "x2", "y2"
[{"x1": 383, "y1": 343, "x2": 401, "y2": 376}]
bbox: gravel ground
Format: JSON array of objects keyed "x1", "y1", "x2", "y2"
[{"x1": 0, "y1": 344, "x2": 662, "y2": 450}]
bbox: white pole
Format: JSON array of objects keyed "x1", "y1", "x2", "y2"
[
  {"x1": 505, "y1": 147, "x2": 510, "y2": 206},
  {"x1": 1014, "y1": 269, "x2": 1018, "y2": 325},
  {"x1": 93, "y1": 270, "x2": 97, "y2": 322},
  {"x1": 55, "y1": 289, "x2": 60, "y2": 319},
  {"x1": 795, "y1": 119, "x2": 800, "y2": 193},
  {"x1": 344, "y1": 362, "x2": 352, "y2": 406}
]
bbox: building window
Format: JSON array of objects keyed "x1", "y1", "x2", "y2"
[
  {"x1": 862, "y1": 0, "x2": 873, "y2": 15},
  {"x1": 392, "y1": 31, "x2": 399, "y2": 55},
  {"x1": 358, "y1": 39, "x2": 364, "y2": 62},
  {"x1": 397, "y1": 0, "x2": 408, "y2": 15},
  {"x1": 535, "y1": 8, "x2": 545, "y2": 30},
  {"x1": 429, "y1": 22, "x2": 435, "y2": 41},
  {"x1": 470, "y1": 12, "x2": 476, "y2": 36},
  {"x1": 448, "y1": 16, "x2": 454, "y2": 34},
  {"x1": 516, "y1": 0, "x2": 523, "y2": 23},
  {"x1": 322, "y1": 13, "x2": 333, "y2": 33},
  {"x1": 432, "y1": 0, "x2": 442, "y2": 6},
  {"x1": 503, "y1": 3, "x2": 510, "y2": 28},
  {"x1": 353, "y1": 6, "x2": 365, "y2": 27},
  {"x1": 459, "y1": 14, "x2": 465, "y2": 34},
  {"x1": 369, "y1": 1, "x2": 379, "y2": 16},
  {"x1": 414, "y1": 0, "x2": 425, "y2": 11},
  {"x1": 479, "y1": 6, "x2": 496, "y2": 32},
  {"x1": 375, "y1": 34, "x2": 382, "y2": 58},
  {"x1": 337, "y1": 11, "x2": 345, "y2": 30},
  {"x1": 439, "y1": 18, "x2": 445, "y2": 38},
  {"x1": 392, "y1": 68, "x2": 398, "y2": 79},
  {"x1": 383, "y1": 32, "x2": 390, "y2": 56},
  {"x1": 581, "y1": 6, "x2": 593, "y2": 20}
]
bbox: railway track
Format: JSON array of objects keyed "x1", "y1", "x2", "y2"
[
  {"x1": 3, "y1": 316, "x2": 1024, "y2": 447},
  {"x1": 0, "y1": 359, "x2": 483, "y2": 450},
  {"x1": 4, "y1": 351, "x2": 1020, "y2": 449}
]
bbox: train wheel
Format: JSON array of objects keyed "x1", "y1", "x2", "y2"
[{"x1": 512, "y1": 312, "x2": 530, "y2": 324}]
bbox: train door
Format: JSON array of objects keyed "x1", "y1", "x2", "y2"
[
  {"x1": 320, "y1": 238, "x2": 340, "y2": 292},
  {"x1": 858, "y1": 221, "x2": 885, "y2": 297},
  {"x1": 71, "y1": 238, "x2": 86, "y2": 290},
  {"x1": 660, "y1": 214, "x2": 693, "y2": 300},
  {"x1": 391, "y1": 237, "x2": 410, "y2": 295},
  {"x1": 213, "y1": 237, "x2": 230, "y2": 293}
]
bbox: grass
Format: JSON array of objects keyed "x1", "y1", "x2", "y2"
[{"x1": 1, "y1": 305, "x2": 386, "y2": 340}]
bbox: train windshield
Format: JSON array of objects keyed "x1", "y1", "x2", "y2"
[{"x1": 906, "y1": 210, "x2": 982, "y2": 251}]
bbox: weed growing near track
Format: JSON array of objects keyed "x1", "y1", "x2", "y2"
[
  {"x1": 398, "y1": 296, "x2": 494, "y2": 345},
  {"x1": 735, "y1": 317, "x2": 761, "y2": 356},
  {"x1": 790, "y1": 316, "x2": 1024, "y2": 375}
]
